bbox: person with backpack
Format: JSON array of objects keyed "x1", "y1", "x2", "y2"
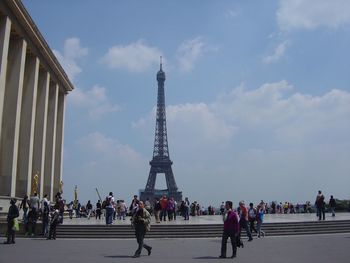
[
  {"x1": 248, "y1": 203, "x2": 257, "y2": 234},
  {"x1": 105, "y1": 192, "x2": 115, "y2": 225}
]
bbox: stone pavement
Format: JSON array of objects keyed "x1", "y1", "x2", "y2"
[
  {"x1": 61, "y1": 212, "x2": 350, "y2": 225},
  {"x1": 0, "y1": 233, "x2": 349, "y2": 263}
]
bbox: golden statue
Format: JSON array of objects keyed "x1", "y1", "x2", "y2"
[
  {"x1": 74, "y1": 185, "x2": 78, "y2": 201},
  {"x1": 31, "y1": 171, "x2": 39, "y2": 195},
  {"x1": 74, "y1": 185, "x2": 78, "y2": 209},
  {"x1": 59, "y1": 180, "x2": 64, "y2": 194}
]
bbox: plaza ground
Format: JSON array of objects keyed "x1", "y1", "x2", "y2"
[{"x1": 1, "y1": 233, "x2": 349, "y2": 263}]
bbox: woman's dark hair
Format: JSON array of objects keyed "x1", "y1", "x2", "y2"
[{"x1": 226, "y1": 201, "x2": 233, "y2": 209}]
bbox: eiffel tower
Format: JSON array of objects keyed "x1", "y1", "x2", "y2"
[{"x1": 140, "y1": 58, "x2": 182, "y2": 202}]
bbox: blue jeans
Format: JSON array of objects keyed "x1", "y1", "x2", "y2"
[
  {"x1": 43, "y1": 220, "x2": 49, "y2": 237},
  {"x1": 317, "y1": 207, "x2": 325, "y2": 220},
  {"x1": 184, "y1": 207, "x2": 189, "y2": 220},
  {"x1": 106, "y1": 207, "x2": 114, "y2": 224},
  {"x1": 240, "y1": 218, "x2": 253, "y2": 240},
  {"x1": 257, "y1": 221, "x2": 265, "y2": 237},
  {"x1": 22, "y1": 208, "x2": 28, "y2": 223}
]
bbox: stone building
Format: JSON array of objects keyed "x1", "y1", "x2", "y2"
[{"x1": 0, "y1": 0, "x2": 73, "y2": 209}]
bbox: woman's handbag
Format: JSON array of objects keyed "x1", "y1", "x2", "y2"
[{"x1": 12, "y1": 218, "x2": 19, "y2": 231}]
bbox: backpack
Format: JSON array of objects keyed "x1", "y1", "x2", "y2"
[
  {"x1": 105, "y1": 197, "x2": 111, "y2": 207},
  {"x1": 248, "y1": 208, "x2": 256, "y2": 219}
]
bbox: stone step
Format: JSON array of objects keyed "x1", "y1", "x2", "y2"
[
  {"x1": 54, "y1": 221, "x2": 350, "y2": 239},
  {"x1": 56, "y1": 229, "x2": 350, "y2": 239},
  {"x1": 2, "y1": 219, "x2": 350, "y2": 238},
  {"x1": 56, "y1": 222, "x2": 350, "y2": 231},
  {"x1": 56, "y1": 219, "x2": 350, "y2": 228}
]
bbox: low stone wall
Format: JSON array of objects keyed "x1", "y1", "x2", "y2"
[{"x1": 0, "y1": 221, "x2": 43, "y2": 237}]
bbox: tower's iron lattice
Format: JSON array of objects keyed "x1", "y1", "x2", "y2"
[{"x1": 140, "y1": 58, "x2": 182, "y2": 202}]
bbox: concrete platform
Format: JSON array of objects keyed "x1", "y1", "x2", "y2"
[
  {"x1": 1, "y1": 233, "x2": 350, "y2": 263},
  {"x1": 61, "y1": 212, "x2": 350, "y2": 225}
]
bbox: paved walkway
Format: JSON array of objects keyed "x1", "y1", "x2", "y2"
[
  {"x1": 1, "y1": 233, "x2": 349, "y2": 263},
  {"x1": 62, "y1": 212, "x2": 350, "y2": 225}
]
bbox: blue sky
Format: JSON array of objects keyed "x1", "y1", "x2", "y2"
[{"x1": 23, "y1": 0, "x2": 350, "y2": 207}]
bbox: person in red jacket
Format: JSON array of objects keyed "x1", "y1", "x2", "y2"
[
  {"x1": 159, "y1": 195, "x2": 168, "y2": 221},
  {"x1": 219, "y1": 201, "x2": 239, "y2": 258}
]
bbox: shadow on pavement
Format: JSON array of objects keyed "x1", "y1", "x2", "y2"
[
  {"x1": 104, "y1": 255, "x2": 134, "y2": 258},
  {"x1": 193, "y1": 256, "x2": 221, "y2": 260}
]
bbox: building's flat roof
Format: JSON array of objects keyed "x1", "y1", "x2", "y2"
[{"x1": 2, "y1": 0, "x2": 74, "y2": 92}]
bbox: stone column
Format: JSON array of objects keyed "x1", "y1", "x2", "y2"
[
  {"x1": 44, "y1": 82, "x2": 58, "y2": 200},
  {"x1": 0, "y1": 15, "x2": 11, "y2": 196},
  {"x1": 32, "y1": 70, "x2": 49, "y2": 198},
  {"x1": 0, "y1": 36, "x2": 27, "y2": 197},
  {"x1": 53, "y1": 90, "x2": 65, "y2": 196},
  {"x1": 16, "y1": 55, "x2": 39, "y2": 197}
]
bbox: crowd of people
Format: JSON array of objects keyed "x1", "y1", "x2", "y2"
[
  {"x1": 2, "y1": 188, "x2": 342, "y2": 253},
  {"x1": 3, "y1": 191, "x2": 64, "y2": 244}
]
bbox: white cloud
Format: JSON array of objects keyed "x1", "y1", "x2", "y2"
[
  {"x1": 133, "y1": 103, "x2": 236, "y2": 152},
  {"x1": 53, "y1": 37, "x2": 88, "y2": 81},
  {"x1": 100, "y1": 40, "x2": 163, "y2": 72},
  {"x1": 277, "y1": 0, "x2": 350, "y2": 31},
  {"x1": 263, "y1": 40, "x2": 289, "y2": 64},
  {"x1": 176, "y1": 37, "x2": 206, "y2": 72},
  {"x1": 68, "y1": 85, "x2": 121, "y2": 120},
  {"x1": 135, "y1": 80, "x2": 350, "y2": 150},
  {"x1": 213, "y1": 81, "x2": 350, "y2": 146},
  {"x1": 78, "y1": 132, "x2": 143, "y2": 164},
  {"x1": 166, "y1": 103, "x2": 236, "y2": 145},
  {"x1": 65, "y1": 132, "x2": 147, "y2": 201},
  {"x1": 226, "y1": 9, "x2": 240, "y2": 19},
  {"x1": 133, "y1": 81, "x2": 350, "y2": 203}
]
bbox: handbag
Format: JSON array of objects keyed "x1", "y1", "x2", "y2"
[{"x1": 12, "y1": 218, "x2": 19, "y2": 231}]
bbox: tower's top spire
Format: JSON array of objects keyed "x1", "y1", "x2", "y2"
[{"x1": 157, "y1": 56, "x2": 165, "y2": 81}]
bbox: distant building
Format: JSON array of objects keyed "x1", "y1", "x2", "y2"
[{"x1": 0, "y1": 0, "x2": 73, "y2": 208}]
